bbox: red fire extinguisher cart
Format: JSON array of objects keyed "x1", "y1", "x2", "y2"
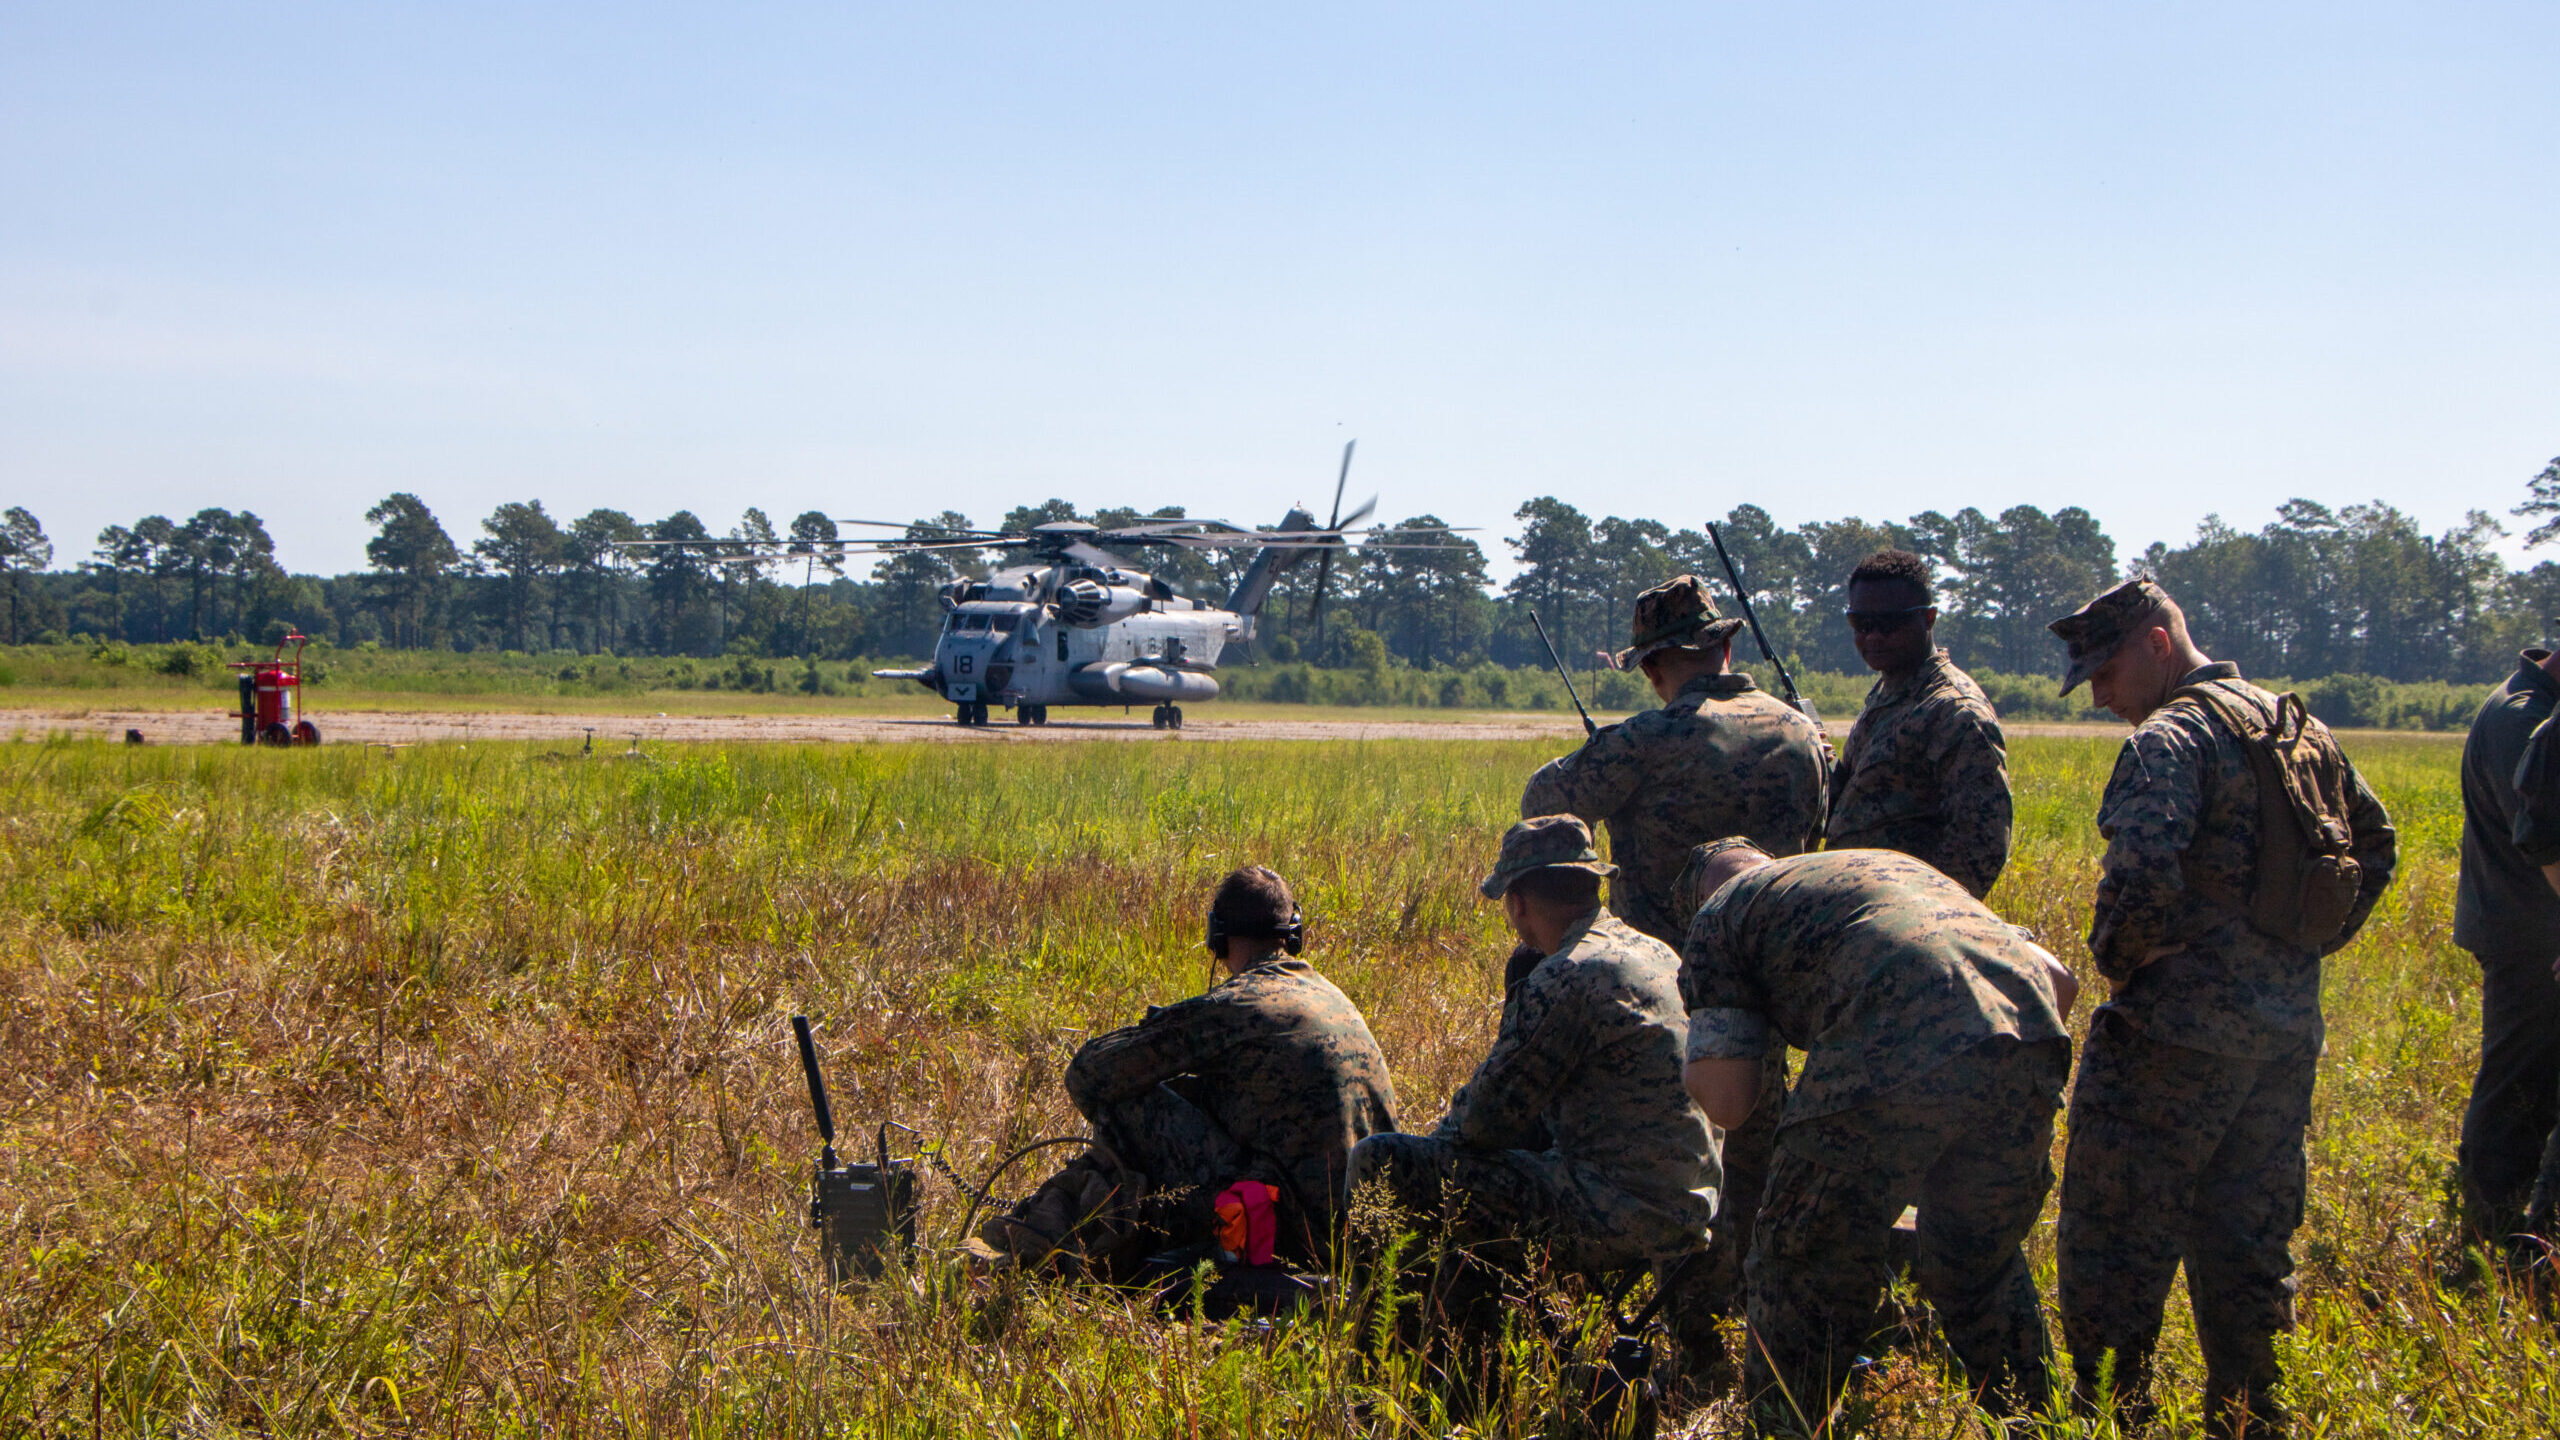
[{"x1": 230, "y1": 633, "x2": 321, "y2": 746}]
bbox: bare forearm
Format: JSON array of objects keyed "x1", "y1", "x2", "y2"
[{"x1": 1683, "y1": 1057, "x2": 1762, "y2": 1130}]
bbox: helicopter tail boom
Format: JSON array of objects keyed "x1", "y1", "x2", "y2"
[{"x1": 1225, "y1": 505, "x2": 1319, "y2": 622}]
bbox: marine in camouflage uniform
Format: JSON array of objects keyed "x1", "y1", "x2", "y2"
[
  {"x1": 1518, "y1": 575, "x2": 1828, "y2": 1362},
  {"x1": 1066, "y1": 958, "x2": 1400, "y2": 1246},
  {"x1": 2049, "y1": 581, "x2": 2397, "y2": 1438},
  {"x1": 1521, "y1": 576, "x2": 1828, "y2": 943},
  {"x1": 1350, "y1": 817, "x2": 1717, "y2": 1315},
  {"x1": 992, "y1": 867, "x2": 1397, "y2": 1269},
  {"x1": 1826, "y1": 548, "x2": 2013, "y2": 899},
  {"x1": 1680, "y1": 844, "x2": 2072, "y2": 1426}
]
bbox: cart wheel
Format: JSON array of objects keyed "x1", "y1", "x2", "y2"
[
  {"x1": 293, "y1": 720, "x2": 321, "y2": 746},
  {"x1": 258, "y1": 722, "x2": 293, "y2": 747}
]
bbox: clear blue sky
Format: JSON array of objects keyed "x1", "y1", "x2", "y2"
[{"x1": 5, "y1": 3, "x2": 2554, "y2": 580}]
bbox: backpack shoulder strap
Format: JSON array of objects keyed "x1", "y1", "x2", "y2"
[{"x1": 2169, "y1": 680, "x2": 2269, "y2": 742}]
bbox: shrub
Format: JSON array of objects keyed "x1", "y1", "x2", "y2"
[
  {"x1": 154, "y1": 643, "x2": 221, "y2": 679},
  {"x1": 2307, "y1": 673, "x2": 2386, "y2": 730}
]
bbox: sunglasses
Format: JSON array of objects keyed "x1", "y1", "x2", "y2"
[{"x1": 1845, "y1": 605, "x2": 1932, "y2": 635}]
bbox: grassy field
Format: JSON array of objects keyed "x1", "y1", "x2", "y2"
[
  {"x1": 0, "y1": 729, "x2": 2546, "y2": 1436},
  {"x1": 3, "y1": 639, "x2": 2492, "y2": 730}
]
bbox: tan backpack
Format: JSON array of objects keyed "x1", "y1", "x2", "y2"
[{"x1": 2172, "y1": 682, "x2": 2366, "y2": 949}]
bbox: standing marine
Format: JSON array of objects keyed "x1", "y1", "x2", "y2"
[
  {"x1": 1349, "y1": 816, "x2": 1718, "y2": 1404},
  {"x1": 2048, "y1": 580, "x2": 2397, "y2": 1439},
  {"x1": 1678, "y1": 840, "x2": 2077, "y2": 1430},
  {"x1": 977, "y1": 865, "x2": 1399, "y2": 1270},
  {"x1": 1824, "y1": 548, "x2": 2013, "y2": 898},
  {"x1": 1521, "y1": 574, "x2": 1830, "y2": 943},
  {"x1": 1517, "y1": 574, "x2": 1829, "y2": 1365},
  {"x1": 2452, "y1": 646, "x2": 2560, "y2": 1256}
]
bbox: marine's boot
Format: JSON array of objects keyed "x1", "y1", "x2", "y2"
[
  {"x1": 2203, "y1": 1377, "x2": 2291, "y2": 1440},
  {"x1": 2069, "y1": 1344, "x2": 2158, "y2": 1437},
  {"x1": 967, "y1": 1153, "x2": 1143, "y2": 1275},
  {"x1": 2200, "y1": 1318, "x2": 2289, "y2": 1439}
]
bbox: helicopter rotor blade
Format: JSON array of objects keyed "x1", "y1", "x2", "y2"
[
  {"x1": 1308, "y1": 547, "x2": 1338, "y2": 646},
  {"x1": 1307, "y1": 439, "x2": 1355, "y2": 646},
  {"x1": 1336, "y1": 494, "x2": 1378, "y2": 531},
  {"x1": 831, "y1": 518, "x2": 1013, "y2": 537},
  {"x1": 1062, "y1": 539, "x2": 1136, "y2": 572}
]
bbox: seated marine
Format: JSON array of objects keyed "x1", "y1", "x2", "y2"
[
  {"x1": 1349, "y1": 816, "x2": 1718, "y2": 1387},
  {"x1": 975, "y1": 865, "x2": 1399, "y2": 1272}
]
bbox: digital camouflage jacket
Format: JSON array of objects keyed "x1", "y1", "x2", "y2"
[
  {"x1": 1521, "y1": 671, "x2": 1829, "y2": 946},
  {"x1": 2087, "y1": 663, "x2": 2397, "y2": 1058},
  {"x1": 1065, "y1": 958, "x2": 1399, "y2": 1217},
  {"x1": 1681, "y1": 849, "x2": 2069, "y2": 1125},
  {"x1": 1826, "y1": 648, "x2": 2013, "y2": 898},
  {"x1": 1432, "y1": 910, "x2": 1720, "y2": 1259}
]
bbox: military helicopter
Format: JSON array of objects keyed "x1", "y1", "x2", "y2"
[
  {"x1": 866, "y1": 482, "x2": 1456, "y2": 727},
  {"x1": 611, "y1": 445, "x2": 1458, "y2": 728}
]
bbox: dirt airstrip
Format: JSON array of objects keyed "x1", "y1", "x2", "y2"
[
  {"x1": 0, "y1": 705, "x2": 1602, "y2": 747},
  {"x1": 0, "y1": 704, "x2": 2160, "y2": 747}
]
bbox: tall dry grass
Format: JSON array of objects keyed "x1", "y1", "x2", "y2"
[{"x1": 0, "y1": 729, "x2": 2551, "y2": 1436}]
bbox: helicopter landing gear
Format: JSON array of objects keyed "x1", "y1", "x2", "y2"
[
  {"x1": 955, "y1": 701, "x2": 989, "y2": 726},
  {"x1": 1150, "y1": 704, "x2": 1184, "y2": 730},
  {"x1": 1017, "y1": 704, "x2": 1053, "y2": 726},
  {"x1": 1027, "y1": 705, "x2": 1050, "y2": 725}
]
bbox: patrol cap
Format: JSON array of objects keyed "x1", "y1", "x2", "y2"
[
  {"x1": 1613, "y1": 575, "x2": 1747, "y2": 671},
  {"x1": 2048, "y1": 578, "x2": 2173, "y2": 696},
  {"x1": 1481, "y1": 814, "x2": 1618, "y2": 899}
]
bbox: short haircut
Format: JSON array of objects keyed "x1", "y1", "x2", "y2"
[
  {"x1": 2142, "y1": 589, "x2": 2193, "y2": 645},
  {"x1": 1846, "y1": 549, "x2": 1932, "y2": 604},
  {"x1": 1211, "y1": 865, "x2": 1296, "y2": 933},
  {"x1": 1509, "y1": 866, "x2": 1603, "y2": 910},
  {"x1": 1692, "y1": 836, "x2": 1772, "y2": 869},
  {"x1": 1674, "y1": 837, "x2": 1772, "y2": 917}
]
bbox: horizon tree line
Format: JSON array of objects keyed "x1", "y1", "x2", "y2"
[{"x1": 7, "y1": 455, "x2": 2560, "y2": 685}]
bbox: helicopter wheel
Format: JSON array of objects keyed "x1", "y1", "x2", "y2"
[
  {"x1": 1031, "y1": 705, "x2": 1050, "y2": 725},
  {"x1": 1014, "y1": 706, "x2": 1034, "y2": 726},
  {"x1": 1169, "y1": 706, "x2": 1184, "y2": 729},
  {"x1": 1150, "y1": 706, "x2": 1168, "y2": 730}
]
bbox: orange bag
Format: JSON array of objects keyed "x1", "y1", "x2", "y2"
[{"x1": 1213, "y1": 1180, "x2": 1279, "y2": 1266}]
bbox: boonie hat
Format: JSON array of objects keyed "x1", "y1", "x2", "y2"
[
  {"x1": 1613, "y1": 575, "x2": 1748, "y2": 671},
  {"x1": 1481, "y1": 814, "x2": 1618, "y2": 899},
  {"x1": 2048, "y1": 578, "x2": 2172, "y2": 696}
]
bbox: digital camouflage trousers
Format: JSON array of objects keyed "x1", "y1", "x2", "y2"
[
  {"x1": 1743, "y1": 1035, "x2": 2067, "y2": 1432},
  {"x1": 2058, "y1": 1010, "x2": 2313, "y2": 1435}
]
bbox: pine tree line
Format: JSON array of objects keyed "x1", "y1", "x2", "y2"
[{"x1": 6, "y1": 458, "x2": 2559, "y2": 685}]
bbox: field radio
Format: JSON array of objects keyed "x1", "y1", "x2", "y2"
[{"x1": 790, "y1": 1015, "x2": 918, "y2": 1281}]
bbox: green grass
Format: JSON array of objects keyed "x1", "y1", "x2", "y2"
[
  {"x1": 0, "y1": 730, "x2": 2550, "y2": 1436},
  {"x1": 4, "y1": 639, "x2": 2501, "y2": 731}
]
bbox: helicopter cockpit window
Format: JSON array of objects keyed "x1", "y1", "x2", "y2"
[
  {"x1": 955, "y1": 614, "x2": 991, "y2": 634},
  {"x1": 991, "y1": 613, "x2": 1020, "y2": 633}
]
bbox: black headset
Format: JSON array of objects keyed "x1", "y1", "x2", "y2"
[{"x1": 1206, "y1": 902, "x2": 1305, "y2": 960}]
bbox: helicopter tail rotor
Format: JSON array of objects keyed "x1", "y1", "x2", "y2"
[{"x1": 1306, "y1": 440, "x2": 1360, "y2": 653}]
